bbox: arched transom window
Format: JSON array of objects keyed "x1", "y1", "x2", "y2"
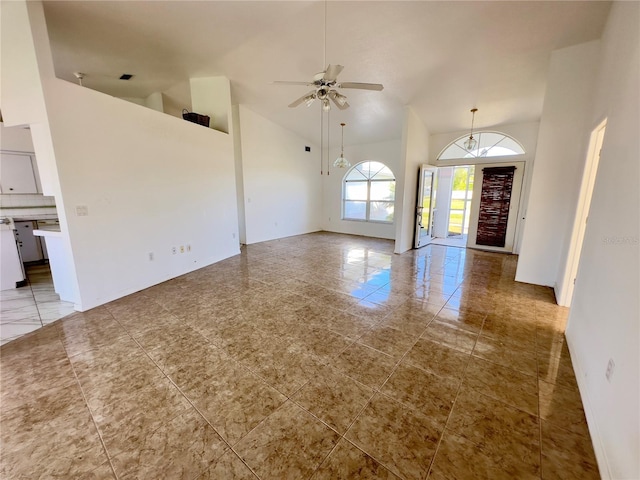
[
  {"x1": 438, "y1": 132, "x2": 525, "y2": 160},
  {"x1": 343, "y1": 161, "x2": 395, "y2": 223}
]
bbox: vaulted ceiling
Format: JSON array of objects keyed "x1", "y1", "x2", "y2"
[{"x1": 42, "y1": 1, "x2": 611, "y2": 145}]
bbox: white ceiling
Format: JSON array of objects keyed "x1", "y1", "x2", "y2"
[{"x1": 42, "y1": 1, "x2": 611, "y2": 146}]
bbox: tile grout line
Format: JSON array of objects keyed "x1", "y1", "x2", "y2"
[
  {"x1": 54, "y1": 325, "x2": 121, "y2": 480},
  {"x1": 24, "y1": 269, "x2": 45, "y2": 328},
  {"x1": 535, "y1": 310, "x2": 545, "y2": 480},
  {"x1": 101, "y1": 302, "x2": 236, "y2": 476},
  {"x1": 110, "y1": 311, "x2": 263, "y2": 480},
  {"x1": 107, "y1": 295, "x2": 362, "y2": 479},
  {"x1": 332, "y1": 298, "x2": 452, "y2": 480},
  {"x1": 423, "y1": 311, "x2": 483, "y2": 480},
  {"x1": 295, "y1": 270, "x2": 462, "y2": 480},
  {"x1": 4, "y1": 236, "x2": 587, "y2": 479}
]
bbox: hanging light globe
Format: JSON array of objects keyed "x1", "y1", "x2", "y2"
[
  {"x1": 334, "y1": 123, "x2": 351, "y2": 168},
  {"x1": 464, "y1": 108, "x2": 478, "y2": 151}
]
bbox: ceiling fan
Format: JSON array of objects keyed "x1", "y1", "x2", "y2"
[{"x1": 274, "y1": 64, "x2": 383, "y2": 111}]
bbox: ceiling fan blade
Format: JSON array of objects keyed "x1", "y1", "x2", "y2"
[
  {"x1": 323, "y1": 64, "x2": 344, "y2": 83},
  {"x1": 338, "y1": 82, "x2": 384, "y2": 91},
  {"x1": 273, "y1": 81, "x2": 314, "y2": 86},
  {"x1": 288, "y1": 91, "x2": 316, "y2": 108}
]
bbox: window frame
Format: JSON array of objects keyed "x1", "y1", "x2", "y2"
[
  {"x1": 342, "y1": 161, "x2": 395, "y2": 224},
  {"x1": 437, "y1": 131, "x2": 525, "y2": 161}
]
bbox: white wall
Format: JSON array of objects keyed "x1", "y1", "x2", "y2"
[
  {"x1": 190, "y1": 77, "x2": 231, "y2": 134},
  {"x1": 516, "y1": 41, "x2": 601, "y2": 286},
  {"x1": 1, "y1": 0, "x2": 75, "y2": 307},
  {"x1": 0, "y1": 1, "x2": 49, "y2": 127},
  {"x1": 231, "y1": 105, "x2": 247, "y2": 244},
  {"x1": 45, "y1": 79, "x2": 240, "y2": 310},
  {"x1": 322, "y1": 139, "x2": 402, "y2": 240},
  {"x1": 162, "y1": 80, "x2": 191, "y2": 119},
  {"x1": 238, "y1": 106, "x2": 321, "y2": 244},
  {"x1": 395, "y1": 107, "x2": 430, "y2": 253},
  {"x1": 144, "y1": 92, "x2": 164, "y2": 113},
  {"x1": 3, "y1": 0, "x2": 240, "y2": 311},
  {"x1": 118, "y1": 97, "x2": 146, "y2": 106},
  {"x1": 0, "y1": 124, "x2": 35, "y2": 152},
  {"x1": 565, "y1": 3, "x2": 639, "y2": 479}
]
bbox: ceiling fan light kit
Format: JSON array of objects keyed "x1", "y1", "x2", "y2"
[{"x1": 275, "y1": 64, "x2": 383, "y2": 111}]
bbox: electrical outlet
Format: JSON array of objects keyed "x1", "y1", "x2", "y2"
[
  {"x1": 606, "y1": 358, "x2": 615, "y2": 382},
  {"x1": 148, "y1": 252, "x2": 154, "y2": 261},
  {"x1": 180, "y1": 245, "x2": 185, "y2": 254},
  {"x1": 171, "y1": 246, "x2": 177, "y2": 255}
]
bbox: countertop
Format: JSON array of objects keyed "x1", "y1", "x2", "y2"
[
  {"x1": 11, "y1": 214, "x2": 60, "y2": 221},
  {"x1": 33, "y1": 225, "x2": 62, "y2": 237}
]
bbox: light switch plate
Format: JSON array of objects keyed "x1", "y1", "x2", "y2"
[{"x1": 76, "y1": 205, "x2": 89, "y2": 216}]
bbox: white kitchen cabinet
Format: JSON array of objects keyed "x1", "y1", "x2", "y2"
[
  {"x1": 0, "y1": 152, "x2": 39, "y2": 194},
  {"x1": 14, "y1": 221, "x2": 43, "y2": 262},
  {"x1": 1, "y1": 224, "x2": 25, "y2": 290}
]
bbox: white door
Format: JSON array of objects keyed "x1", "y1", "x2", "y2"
[
  {"x1": 466, "y1": 162, "x2": 524, "y2": 253},
  {"x1": 414, "y1": 165, "x2": 437, "y2": 248}
]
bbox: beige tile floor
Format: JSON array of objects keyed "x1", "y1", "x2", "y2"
[
  {"x1": 0, "y1": 264, "x2": 76, "y2": 345},
  {"x1": 0, "y1": 232, "x2": 599, "y2": 479}
]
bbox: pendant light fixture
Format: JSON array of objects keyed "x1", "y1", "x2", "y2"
[
  {"x1": 334, "y1": 122, "x2": 351, "y2": 168},
  {"x1": 464, "y1": 108, "x2": 478, "y2": 151}
]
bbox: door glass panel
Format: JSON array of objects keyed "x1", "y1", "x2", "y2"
[{"x1": 421, "y1": 171, "x2": 433, "y2": 232}]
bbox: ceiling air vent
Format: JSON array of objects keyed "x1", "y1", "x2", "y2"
[{"x1": 119, "y1": 74, "x2": 134, "y2": 80}]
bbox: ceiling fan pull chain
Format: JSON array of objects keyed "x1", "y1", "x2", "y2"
[
  {"x1": 327, "y1": 109, "x2": 330, "y2": 175},
  {"x1": 320, "y1": 110, "x2": 324, "y2": 176}
]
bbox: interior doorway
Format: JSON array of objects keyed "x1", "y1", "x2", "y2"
[{"x1": 557, "y1": 119, "x2": 607, "y2": 306}]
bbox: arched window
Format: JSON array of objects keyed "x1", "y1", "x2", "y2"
[
  {"x1": 343, "y1": 161, "x2": 395, "y2": 223},
  {"x1": 438, "y1": 131, "x2": 525, "y2": 160}
]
